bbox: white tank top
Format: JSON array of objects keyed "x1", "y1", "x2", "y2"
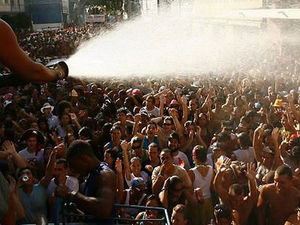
[{"x1": 192, "y1": 166, "x2": 213, "y2": 199}]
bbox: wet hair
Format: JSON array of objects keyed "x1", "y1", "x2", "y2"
[
  {"x1": 146, "y1": 194, "x2": 161, "y2": 205},
  {"x1": 56, "y1": 158, "x2": 68, "y2": 168},
  {"x1": 164, "y1": 116, "x2": 174, "y2": 124},
  {"x1": 146, "y1": 95, "x2": 155, "y2": 104},
  {"x1": 67, "y1": 140, "x2": 95, "y2": 161},
  {"x1": 275, "y1": 165, "x2": 293, "y2": 180},
  {"x1": 110, "y1": 125, "x2": 121, "y2": 133},
  {"x1": 214, "y1": 204, "x2": 231, "y2": 220},
  {"x1": 117, "y1": 107, "x2": 129, "y2": 115},
  {"x1": 169, "y1": 176, "x2": 183, "y2": 190},
  {"x1": 172, "y1": 204, "x2": 188, "y2": 221},
  {"x1": 148, "y1": 142, "x2": 158, "y2": 149},
  {"x1": 56, "y1": 100, "x2": 72, "y2": 117},
  {"x1": 17, "y1": 167, "x2": 33, "y2": 178},
  {"x1": 78, "y1": 126, "x2": 92, "y2": 139},
  {"x1": 217, "y1": 132, "x2": 231, "y2": 142},
  {"x1": 237, "y1": 132, "x2": 251, "y2": 147},
  {"x1": 184, "y1": 120, "x2": 195, "y2": 127},
  {"x1": 147, "y1": 121, "x2": 157, "y2": 128},
  {"x1": 131, "y1": 136, "x2": 143, "y2": 144},
  {"x1": 290, "y1": 137, "x2": 300, "y2": 148},
  {"x1": 168, "y1": 132, "x2": 180, "y2": 142},
  {"x1": 160, "y1": 148, "x2": 172, "y2": 156},
  {"x1": 229, "y1": 183, "x2": 244, "y2": 196},
  {"x1": 130, "y1": 156, "x2": 141, "y2": 164},
  {"x1": 193, "y1": 145, "x2": 207, "y2": 163}
]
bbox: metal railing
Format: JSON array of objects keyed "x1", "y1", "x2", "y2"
[{"x1": 61, "y1": 203, "x2": 171, "y2": 225}]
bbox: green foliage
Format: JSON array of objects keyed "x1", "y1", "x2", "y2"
[
  {"x1": 85, "y1": 0, "x2": 123, "y2": 13},
  {"x1": 1, "y1": 13, "x2": 31, "y2": 31}
]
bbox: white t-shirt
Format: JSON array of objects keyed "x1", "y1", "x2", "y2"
[
  {"x1": 125, "y1": 171, "x2": 149, "y2": 188},
  {"x1": 47, "y1": 176, "x2": 79, "y2": 196},
  {"x1": 18, "y1": 148, "x2": 45, "y2": 166},
  {"x1": 140, "y1": 107, "x2": 160, "y2": 118},
  {"x1": 233, "y1": 147, "x2": 255, "y2": 163},
  {"x1": 173, "y1": 151, "x2": 191, "y2": 170}
]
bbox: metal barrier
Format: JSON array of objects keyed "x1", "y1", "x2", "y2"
[{"x1": 61, "y1": 203, "x2": 171, "y2": 225}]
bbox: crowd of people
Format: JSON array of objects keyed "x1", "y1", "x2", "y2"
[{"x1": 1, "y1": 19, "x2": 300, "y2": 225}]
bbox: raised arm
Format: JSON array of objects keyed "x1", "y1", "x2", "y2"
[
  {"x1": 40, "y1": 149, "x2": 57, "y2": 188},
  {"x1": 257, "y1": 186, "x2": 268, "y2": 225},
  {"x1": 152, "y1": 165, "x2": 167, "y2": 196},
  {"x1": 2, "y1": 140, "x2": 27, "y2": 168},
  {"x1": 271, "y1": 127, "x2": 283, "y2": 168},
  {"x1": 115, "y1": 158, "x2": 125, "y2": 204},
  {"x1": 287, "y1": 94, "x2": 300, "y2": 122},
  {"x1": 213, "y1": 169, "x2": 231, "y2": 207},
  {"x1": 253, "y1": 123, "x2": 264, "y2": 163},
  {"x1": 245, "y1": 163, "x2": 258, "y2": 203},
  {"x1": 169, "y1": 108, "x2": 184, "y2": 137},
  {"x1": 195, "y1": 126, "x2": 208, "y2": 149},
  {"x1": 121, "y1": 140, "x2": 131, "y2": 182}
]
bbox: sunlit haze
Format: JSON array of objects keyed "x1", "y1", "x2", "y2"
[{"x1": 67, "y1": 0, "x2": 293, "y2": 79}]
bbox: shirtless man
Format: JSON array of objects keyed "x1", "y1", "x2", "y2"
[
  {"x1": 55, "y1": 140, "x2": 116, "y2": 222},
  {"x1": 258, "y1": 165, "x2": 300, "y2": 225},
  {"x1": 0, "y1": 19, "x2": 67, "y2": 84},
  {"x1": 285, "y1": 208, "x2": 300, "y2": 225},
  {"x1": 214, "y1": 162, "x2": 258, "y2": 225}
]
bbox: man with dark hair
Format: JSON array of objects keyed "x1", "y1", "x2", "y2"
[
  {"x1": 152, "y1": 149, "x2": 192, "y2": 196},
  {"x1": 168, "y1": 132, "x2": 190, "y2": 170},
  {"x1": 56, "y1": 140, "x2": 116, "y2": 222},
  {"x1": 233, "y1": 132, "x2": 254, "y2": 163},
  {"x1": 140, "y1": 95, "x2": 160, "y2": 118},
  {"x1": 258, "y1": 165, "x2": 300, "y2": 225},
  {"x1": 214, "y1": 163, "x2": 258, "y2": 225}
]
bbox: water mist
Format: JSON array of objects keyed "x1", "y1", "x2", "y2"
[{"x1": 66, "y1": 0, "x2": 282, "y2": 79}]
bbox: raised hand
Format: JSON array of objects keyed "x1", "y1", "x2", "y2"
[
  {"x1": 2, "y1": 140, "x2": 17, "y2": 155},
  {"x1": 245, "y1": 163, "x2": 256, "y2": 181},
  {"x1": 115, "y1": 158, "x2": 123, "y2": 174},
  {"x1": 196, "y1": 126, "x2": 202, "y2": 136},
  {"x1": 272, "y1": 127, "x2": 280, "y2": 144},
  {"x1": 287, "y1": 94, "x2": 294, "y2": 104},
  {"x1": 134, "y1": 114, "x2": 142, "y2": 123},
  {"x1": 120, "y1": 140, "x2": 129, "y2": 152}
]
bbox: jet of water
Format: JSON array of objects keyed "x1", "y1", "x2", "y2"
[{"x1": 66, "y1": 0, "x2": 284, "y2": 79}]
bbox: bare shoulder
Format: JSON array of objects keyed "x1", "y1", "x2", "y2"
[
  {"x1": 259, "y1": 183, "x2": 275, "y2": 196},
  {"x1": 96, "y1": 168, "x2": 116, "y2": 191},
  {"x1": 0, "y1": 19, "x2": 15, "y2": 39},
  {"x1": 285, "y1": 213, "x2": 297, "y2": 225}
]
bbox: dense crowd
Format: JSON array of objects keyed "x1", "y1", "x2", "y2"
[{"x1": 1, "y1": 24, "x2": 300, "y2": 225}]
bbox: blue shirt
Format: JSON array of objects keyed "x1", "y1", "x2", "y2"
[{"x1": 19, "y1": 183, "x2": 48, "y2": 224}]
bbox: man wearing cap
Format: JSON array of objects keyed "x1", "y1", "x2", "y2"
[
  {"x1": 41, "y1": 102, "x2": 60, "y2": 130},
  {"x1": 0, "y1": 19, "x2": 68, "y2": 85},
  {"x1": 18, "y1": 129, "x2": 45, "y2": 168}
]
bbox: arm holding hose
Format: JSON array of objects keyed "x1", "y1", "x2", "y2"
[{"x1": 0, "y1": 19, "x2": 68, "y2": 86}]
